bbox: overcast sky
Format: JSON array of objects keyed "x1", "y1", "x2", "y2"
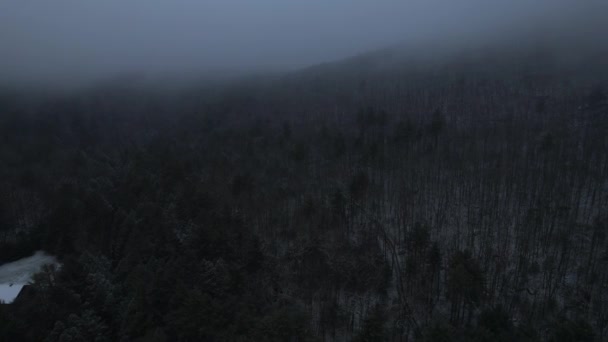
[{"x1": 0, "y1": 0, "x2": 604, "y2": 86}]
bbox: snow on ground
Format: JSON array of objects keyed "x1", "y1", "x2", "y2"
[
  {"x1": 0, "y1": 284, "x2": 24, "y2": 304},
  {"x1": 0, "y1": 251, "x2": 59, "y2": 303}
]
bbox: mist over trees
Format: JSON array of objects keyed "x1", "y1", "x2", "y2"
[
  {"x1": 1, "y1": 0, "x2": 605, "y2": 88},
  {"x1": 1, "y1": 1, "x2": 608, "y2": 340},
  {"x1": 0, "y1": 38, "x2": 607, "y2": 340}
]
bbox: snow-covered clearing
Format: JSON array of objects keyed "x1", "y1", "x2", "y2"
[{"x1": 0, "y1": 251, "x2": 59, "y2": 303}]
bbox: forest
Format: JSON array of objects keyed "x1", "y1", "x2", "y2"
[{"x1": 0, "y1": 43, "x2": 607, "y2": 341}]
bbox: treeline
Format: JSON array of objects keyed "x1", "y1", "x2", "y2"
[{"x1": 0, "y1": 51, "x2": 607, "y2": 341}]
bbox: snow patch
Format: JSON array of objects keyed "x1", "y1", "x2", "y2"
[
  {"x1": 0, "y1": 251, "x2": 59, "y2": 304},
  {"x1": 0, "y1": 284, "x2": 24, "y2": 304}
]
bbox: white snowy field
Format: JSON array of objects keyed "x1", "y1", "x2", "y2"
[{"x1": 0, "y1": 251, "x2": 59, "y2": 303}]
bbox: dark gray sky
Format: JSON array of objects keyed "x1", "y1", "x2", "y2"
[{"x1": 0, "y1": 0, "x2": 603, "y2": 86}]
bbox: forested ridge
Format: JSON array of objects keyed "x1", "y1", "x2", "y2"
[{"x1": 1, "y1": 45, "x2": 608, "y2": 341}]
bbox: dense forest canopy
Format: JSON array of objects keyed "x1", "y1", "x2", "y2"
[{"x1": 1, "y1": 39, "x2": 608, "y2": 341}]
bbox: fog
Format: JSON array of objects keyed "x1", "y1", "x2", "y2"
[{"x1": 0, "y1": 0, "x2": 605, "y2": 87}]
